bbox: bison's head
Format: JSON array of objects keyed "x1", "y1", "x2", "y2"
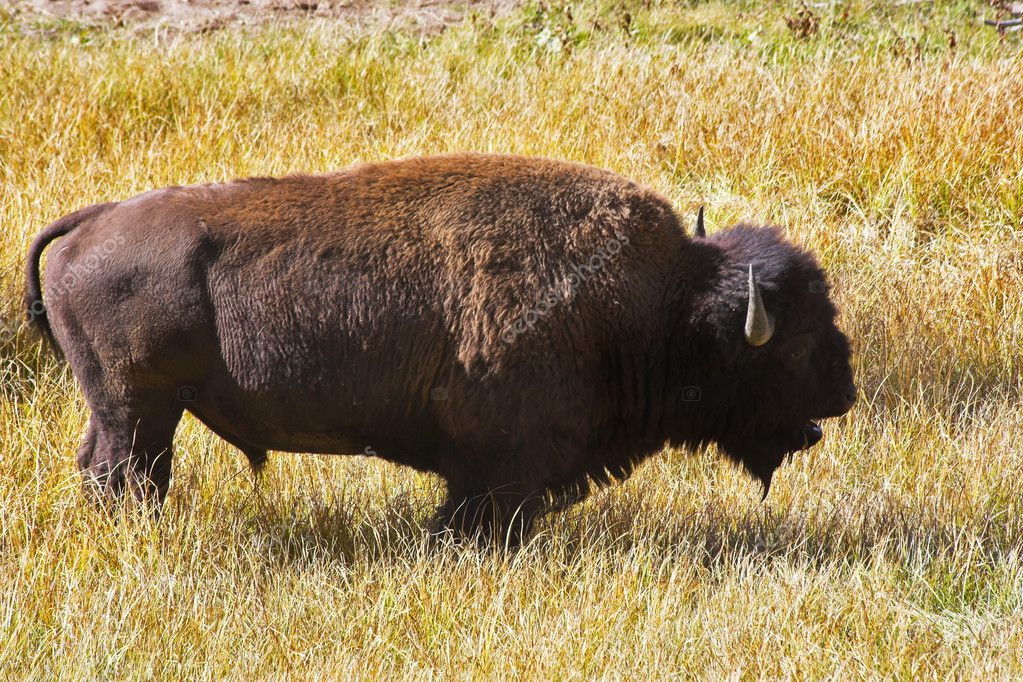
[{"x1": 679, "y1": 225, "x2": 856, "y2": 496}]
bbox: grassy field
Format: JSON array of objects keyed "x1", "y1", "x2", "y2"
[{"x1": 2, "y1": 0, "x2": 1022, "y2": 677}]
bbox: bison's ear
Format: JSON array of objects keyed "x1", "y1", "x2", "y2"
[
  {"x1": 744, "y1": 265, "x2": 775, "y2": 346},
  {"x1": 694, "y1": 206, "x2": 706, "y2": 238}
]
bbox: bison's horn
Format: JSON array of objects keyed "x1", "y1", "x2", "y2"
[
  {"x1": 694, "y1": 206, "x2": 706, "y2": 238},
  {"x1": 745, "y1": 264, "x2": 774, "y2": 346}
]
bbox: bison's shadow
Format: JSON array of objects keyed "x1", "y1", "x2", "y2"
[{"x1": 232, "y1": 481, "x2": 1020, "y2": 572}]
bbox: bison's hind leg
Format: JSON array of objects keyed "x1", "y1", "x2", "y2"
[{"x1": 76, "y1": 394, "x2": 183, "y2": 510}]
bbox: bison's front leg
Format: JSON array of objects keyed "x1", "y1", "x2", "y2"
[
  {"x1": 437, "y1": 482, "x2": 546, "y2": 547},
  {"x1": 76, "y1": 405, "x2": 182, "y2": 510}
]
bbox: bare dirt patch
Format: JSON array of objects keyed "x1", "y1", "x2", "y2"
[{"x1": 1, "y1": 0, "x2": 519, "y2": 34}]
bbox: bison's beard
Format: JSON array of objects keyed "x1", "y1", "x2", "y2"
[{"x1": 718, "y1": 421, "x2": 824, "y2": 499}]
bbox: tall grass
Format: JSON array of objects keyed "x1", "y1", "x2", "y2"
[{"x1": 2, "y1": 1, "x2": 1022, "y2": 677}]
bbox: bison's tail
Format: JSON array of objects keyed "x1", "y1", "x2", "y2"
[{"x1": 25, "y1": 202, "x2": 116, "y2": 351}]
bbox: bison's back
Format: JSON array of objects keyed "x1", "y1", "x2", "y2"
[{"x1": 199, "y1": 153, "x2": 680, "y2": 361}]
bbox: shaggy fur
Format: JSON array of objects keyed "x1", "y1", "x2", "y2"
[{"x1": 25, "y1": 153, "x2": 855, "y2": 542}]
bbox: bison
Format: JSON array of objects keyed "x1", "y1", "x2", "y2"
[{"x1": 26, "y1": 153, "x2": 855, "y2": 542}]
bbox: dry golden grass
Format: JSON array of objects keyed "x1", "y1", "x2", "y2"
[{"x1": 2, "y1": 1, "x2": 1022, "y2": 678}]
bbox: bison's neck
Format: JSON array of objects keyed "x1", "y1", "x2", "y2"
[
  {"x1": 590, "y1": 307, "x2": 703, "y2": 470},
  {"x1": 656, "y1": 242, "x2": 748, "y2": 452},
  {"x1": 586, "y1": 237, "x2": 743, "y2": 472},
  {"x1": 660, "y1": 340, "x2": 737, "y2": 450}
]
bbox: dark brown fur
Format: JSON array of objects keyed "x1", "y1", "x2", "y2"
[{"x1": 26, "y1": 153, "x2": 855, "y2": 543}]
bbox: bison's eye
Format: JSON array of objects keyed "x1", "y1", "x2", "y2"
[{"x1": 781, "y1": 333, "x2": 815, "y2": 362}]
